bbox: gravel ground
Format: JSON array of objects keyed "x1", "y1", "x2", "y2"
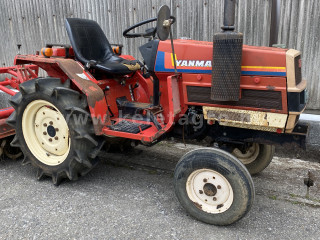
[{"x1": 0, "y1": 142, "x2": 319, "y2": 240}]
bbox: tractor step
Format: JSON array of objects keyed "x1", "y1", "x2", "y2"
[
  {"x1": 108, "y1": 120, "x2": 152, "y2": 134},
  {"x1": 103, "y1": 117, "x2": 164, "y2": 142},
  {"x1": 116, "y1": 96, "x2": 153, "y2": 115}
]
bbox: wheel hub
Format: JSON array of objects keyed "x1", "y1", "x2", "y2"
[
  {"x1": 47, "y1": 125, "x2": 56, "y2": 137},
  {"x1": 22, "y1": 100, "x2": 70, "y2": 166},
  {"x1": 186, "y1": 169, "x2": 234, "y2": 214},
  {"x1": 232, "y1": 143, "x2": 260, "y2": 165},
  {"x1": 34, "y1": 106, "x2": 69, "y2": 156},
  {"x1": 203, "y1": 183, "x2": 217, "y2": 196}
]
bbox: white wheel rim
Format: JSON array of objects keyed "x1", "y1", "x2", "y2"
[
  {"x1": 232, "y1": 143, "x2": 260, "y2": 165},
  {"x1": 186, "y1": 168, "x2": 234, "y2": 214},
  {"x1": 22, "y1": 100, "x2": 70, "y2": 166}
]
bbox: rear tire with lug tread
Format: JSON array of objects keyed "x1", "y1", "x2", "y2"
[
  {"x1": 232, "y1": 143, "x2": 275, "y2": 175},
  {"x1": 7, "y1": 77, "x2": 102, "y2": 185},
  {"x1": 174, "y1": 148, "x2": 254, "y2": 226}
]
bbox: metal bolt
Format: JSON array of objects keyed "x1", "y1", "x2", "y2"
[
  {"x1": 43, "y1": 123, "x2": 47, "y2": 127},
  {"x1": 212, "y1": 176, "x2": 215, "y2": 179},
  {"x1": 57, "y1": 117, "x2": 60, "y2": 120},
  {"x1": 205, "y1": 199, "x2": 207, "y2": 202},
  {"x1": 55, "y1": 128, "x2": 59, "y2": 132},
  {"x1": 203, "y1": 179, "x2": 207, "y2": 183},
  {"x1": 55, "y1": 136, "x2": 58, "y2": 140},
  {"x1": 49, "y1": 138, "x2": 52, "y2": 142},
  {"x1": 217, "y1": 185, "x2": 221, "y2": 189},
  {"x1": 43, "y1": 112, "x2": 45, "y2": 115},
  {"x1": 199, "y1": 190, "x2": 203, "y2": 194},
  {"x1": 49, "y1": 121, "x2": 53, "y2": 125},
  {"x1": 43, "y1": 132, "x2": 47, "y2": 135},
  {"x1": 213, "y1": 197, "x2": 217, "y2": 201}
]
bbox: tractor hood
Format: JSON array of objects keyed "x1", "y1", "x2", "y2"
[{"x1": 152, "y1": 39, "x2": 287, "y2": 77}]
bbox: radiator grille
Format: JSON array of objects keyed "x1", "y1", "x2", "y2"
[
  {"x1": 294, "y1": 55, "x2": 302, "y2": 85},
  {"x1": 187, "y1": 86, "x2": 283, "y2": 110}
]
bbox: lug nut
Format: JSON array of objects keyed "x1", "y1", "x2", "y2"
[
  {"x1": 203, "y1": 179, "x2": 207, "y2": 183},
  {"x1": 43, "y1": 112, "x2": 45, "y2": 115},
  {"x1": 217, "y1": 185, "x2": 221, "y2": 189},
  {"x1": 49, "y1": 121, "x2": 53, "y2": 125},
  {"x1": 55, "y1": 128, "x2": 59, "y2": 132},
  {"x1": 55, "y1": 136, "x2": 58, "y2": 140},
  {"x1": 49, "y1": 138, "x2": 52, "y2": 142},
  {"x1": 57, "y1": 117, "x2": 60, "y2": 120},
  {"x1": 213, "y1": 197, "x2": 217, "y2": 201},
  {"x1": 43, "y1": 123, "x2": 47, "y2": 127},
  {"x1": 199, "y1": 190, "x2": 203, "y2": 194},
  {"x1": 43, "y1": 132, "x2": 47, "y2": 135}
]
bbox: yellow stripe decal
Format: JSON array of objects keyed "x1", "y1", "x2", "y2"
[
  {"x1": 171, "y1": 53, "x2": 177, "y2": 66},
  {"x1": 241, "y1": 66, "x2": 286, "y2": 69}
]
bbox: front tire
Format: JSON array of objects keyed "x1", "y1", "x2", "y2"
[
  {"x1": 7, "y1": 78, "x2": 102, "y2": 185},
  {"x1": 174, "y1": 148, "x2": 254, "y2": 226}
]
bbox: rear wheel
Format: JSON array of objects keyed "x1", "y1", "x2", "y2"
[
  {"x1": 7, "y1": 78, "x2": 102, "y2": 185},
  {"x1": 2, "y1": 136, "x2": 23, "y2": 160},
  {"x1": 174, "y1": 148, "x2": 254, "y2": 226},
  {"x1": 232, "y1": 143, "x2": 275, "y2": 175}
]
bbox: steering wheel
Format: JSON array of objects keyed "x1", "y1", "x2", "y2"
[
  {"x1": 123, "y1": 17, "x2": 157, "y2": 39},
  {"x1": 123, "y1": 5, "x2": 175, "y2": 40}
]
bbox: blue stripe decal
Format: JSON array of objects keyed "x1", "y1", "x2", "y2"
[
  {"x1": 241, "y1": 71, "x2": 286, "y2": 76},
  {"x1": 155, "y1": 51, "x2": 286, "y2": 76},
  {"x1": 154, "y1": 51, "x2": 165, "y2": 72}
]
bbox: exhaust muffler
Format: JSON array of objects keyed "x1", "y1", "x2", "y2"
[{"x1": 211, "y1": 0, "x2": 243, "y2": 102}]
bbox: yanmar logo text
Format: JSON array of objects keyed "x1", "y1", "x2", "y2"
[
  {"x1": 156, "y1": 51, "x2": 213, "y2": 73},
  {"x1": 175, "y1": 60, "x2": 212, "y2": 68},
  {"x1": 171, "y1": 53, "x2": 212, "y2": 68}
]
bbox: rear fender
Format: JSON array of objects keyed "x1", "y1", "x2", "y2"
[{"x1": 15, "y1": 55, "x2": 108, "y2": 135}]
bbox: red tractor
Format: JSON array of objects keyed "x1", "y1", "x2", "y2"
[{"x1": 0, "y1": 2, "x2": 307, "y2": 225}]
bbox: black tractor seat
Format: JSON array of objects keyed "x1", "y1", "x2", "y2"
[{"x1": 65, "y1": 18, "x2": 141, "y2": 75}]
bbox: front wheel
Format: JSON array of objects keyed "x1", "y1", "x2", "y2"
[{"x1": 174, "y1": 148, "x2": 254, "y2": 226}]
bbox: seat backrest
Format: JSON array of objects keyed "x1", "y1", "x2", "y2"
[{"x1": 65, "y1": 18, "x2": 114, "y2": 64}]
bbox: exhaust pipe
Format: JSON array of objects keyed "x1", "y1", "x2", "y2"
[
  {"x1": 211, "y1": 0, "x2": 243, "y2": 102},
  {"x1": 222, "y1": 0, "x2": 236, "y2": 30}
]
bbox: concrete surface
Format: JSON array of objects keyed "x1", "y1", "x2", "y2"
[
  {"x1": 300, "y1": 113, "x2": 320, "y2": 122},
  {"x1": 275, "y1": 118, "x2": 320, "y2": 163},
  {"x1": 0, "y1": 142, "x2": 319, "y2": 240},
  {"x1": 303, "y1": 110, "x2": 320, "y2": 116}
]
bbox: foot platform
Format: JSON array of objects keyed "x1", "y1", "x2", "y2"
[{"x1": 108, "y1": 120, "x2": 152, "y2": 134}]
